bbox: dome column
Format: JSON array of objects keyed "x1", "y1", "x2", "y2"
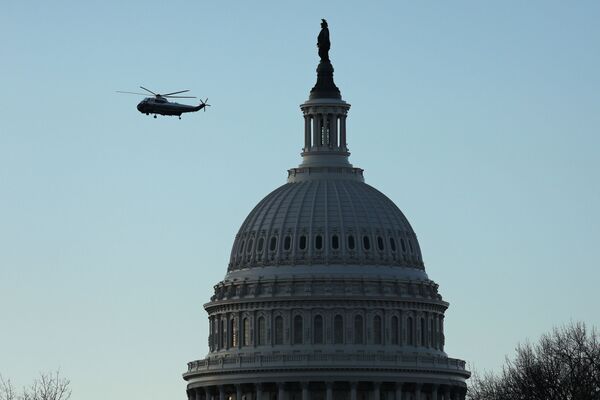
[
  {"x1": 255, "y1": 383, "x2": 263, "y2": 400},
  {"x1": 304, "y1": 115, "x2": 311, "y2": 150},
  {"x1": 431, "y1": 384, "x2": 439, "y2": 400},
  {"x1": 395, "y1": 383, "x2": 403, "y2": 400},
  {"x1": 415, "y1": 384, "x2": 422, "y2": 400},
  {"x1": 350, "y1": 382, "x2": 358, "y2": 400},
  {"x1": 312, "y1": 115, "x2": 320, "y2": 148},
  {"x1": 373, "y1": 382, "x2": 381, "y2": 400},
  {"x1": 325, "y1": 382, "x2": 333, "y2": 400},
  {"x1": 301, "y1": 382, "x2": 309, "y2": 400},
  {"x1": 218, "y1": 385, "x2": 225, "y2": 400}
]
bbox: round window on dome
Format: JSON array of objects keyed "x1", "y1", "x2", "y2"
[
  {"x1": 269, "y1": 236, "x2": 277, "y2": 251},
  {"x1": 257, "y1": 238, "x2": 264, "y2": 253},
  {"x1": 315, "y1": 235, "x2": 323, "y2": 250},
  {"x1": 377, "y1": 236, "x2": 384, "y2": 251},
  {"x1": 299, "y1": 235, "x2": 307, "y2": 250},
  {"x1": 363, "y1": 236, "x2": 371, "y2": 250},
  {"x1": 284, "y1": 236, "x2": 291, "y2": 251},
  {"x1": 347, "y1": 235, "x2": 355, "y2": 250},
  {"x1": 331, "y1": 234, "x2": 339, "y2": 250},
  {"x1": 390, "y1": 237, "x2": 397, "y2": 252}
]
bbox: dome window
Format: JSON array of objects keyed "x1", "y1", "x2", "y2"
[
  {"x1": 407, "y1": 317, "x2": 414, "y2": 345},
  {"x1": 269, "y1": 236, "x2": 277, "y2": 251},
  {"x1": 247, "y1": 239, "x2": 254, "y2": 253},
  {"x1": 363, "y1": 236, "x2": 371, "y2": 250},
  {"x1": 315, "y1": 235, "x2": 323, "y2": 250},
  {"x1": 293, "y1": 315, "x2": 303, "y2": 344},
  {"x1": 257, "y1": 317, "x2": 266, "y2": 346},
  {"x1": 354, "y1": 315, "x2": 364, "y2": 344},
  {"x1": 347, "y1": 235, "x2": 355, "y2": 250},
  {"x1": 408, "y1": 238, "x2": 414, "y2": 253},
  {"x1": 390, "y1": 237, "x2": 397, "y2": 252},
  {"x1": 373, "y1": 315, "x2": 382, "y2": 344},
  {"x1": 331, "y1": 234, "x2": 339, "y2": 250},
  {"x1": 391, "y1": 315, "x2": 399, "y2": 345},
  {"x1": 274, "y1": 316, "x2": 284, "y2": 345},
  {"x1": 377, "y1": 236, "x2": 384, "y2": 251},
  {"x1": 314, "y1": 315, "x2": 324, "y2": 344},
  {"x1": 284, "y1": 236, "x2": 291, "y2": 251},
  {"x1": 238, "y1": 240, "x2": 245, "y2": 256},
  {"x1": 299, "y1": 235, "x2": 307, "y2": 250},
  {"x1": 257, "y1": 238, "x2": 264, "y2": 253},
  {"x1": 334, "y1": 315, "x2": 344, "y2": 344},
  {"x1": 400, "y1": 238, "x2": 407, "y2": 253}
]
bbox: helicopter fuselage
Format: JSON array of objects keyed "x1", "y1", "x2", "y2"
[{"x1": 136, "y1": 97, "x2": 205, "y2": 117}]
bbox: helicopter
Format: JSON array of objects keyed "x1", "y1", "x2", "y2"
[{"x1": 117, "y1": 86, "x2": 210, "y2": 119}]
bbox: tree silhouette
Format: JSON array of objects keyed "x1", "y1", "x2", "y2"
[{"x1": 468, "y1": 322, "x2": 600, "y2": 400}]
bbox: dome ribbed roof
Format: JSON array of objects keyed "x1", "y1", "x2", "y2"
[{"x1": 228, "y1": 178, "x2": 424, "y2": 272}]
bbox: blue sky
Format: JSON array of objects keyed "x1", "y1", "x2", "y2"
[{"x1": 1, "y1": 1, "x2": 599, "y2": 399}]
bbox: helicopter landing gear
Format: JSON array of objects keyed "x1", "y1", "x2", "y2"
[{"x1": 153, "y1": 115, "x2": 157, "y2": 119}]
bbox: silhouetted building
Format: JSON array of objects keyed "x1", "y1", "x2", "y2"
[{"x1": 183, "y1": 24, "x2": 469, "y2": 400}]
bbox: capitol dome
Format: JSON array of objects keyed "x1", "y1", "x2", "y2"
[
  {"x1": 228, "y1": 179, "x2": 424, "y2": 273},
  {"x1": 184, "y1": 21, "x2": 469, "y2": 400}
]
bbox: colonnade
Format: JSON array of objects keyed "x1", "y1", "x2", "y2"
[{"x1": 188, "y1": 382, "x2": 466, "y2": 400}]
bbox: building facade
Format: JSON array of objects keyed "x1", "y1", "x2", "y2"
[{"x1": 183, "y1": 24, "x2": 469, "y2": 400}]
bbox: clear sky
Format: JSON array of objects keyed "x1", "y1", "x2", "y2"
[{"x1": 1, "y1": 1, "x2": 599, "y2": 399}]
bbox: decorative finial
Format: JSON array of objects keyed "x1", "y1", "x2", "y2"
[{"x1": 317, "y1": 19, "x2": 330, "y2": 62}]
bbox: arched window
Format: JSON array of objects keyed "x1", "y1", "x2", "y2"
[
  {"x1": 391, "y1": 316, "x2": 399, "y2": 345},
  {"x1": 420, "y1": 318, "x2": 426, "y2": 346},
  {"x1": 219, "y1": 319, "x2": 225, "y2": 349},
  {"x1": 400, "y1": 238, "x2": 407, "y2": 253},
  {"x1": 293, "y1": 315, "x2": 303, "y2": 344},
  {"x1": 373, "y1": 315, "x2": 382, "y2": 345},
  {"x1": 257, "y1": 237, "x2": 264, "y2": 253},
  {"x1": 430, "y1": 318, "x2": 435, "y2": 348},
  {"x1": 390, "y1": 237, "x2": 397, "y2": 252},
  {"x1": 299, "y1": 235, "x2": 307, "y2": 250},
  {"x1": 334, "y1": 315, "x2": 344, "y2": 344},
  {"x1": 347, "y1": 235, "x2": 355, "y2": 250},
  {"x1": 331, "y1": 234, "x2": 339, "y2": 250},
  {"x1": 238, "y1": 240, "x2": 245, "y2": 256},
  {"x1": 246, "y1": 239, "x2": 253, "y2": 254},
  {"x1": 257, "y1": 317, "x2": 266, "y2": 346},
  {"x1": 269, "y1": 236, "x2": 277, "y2": 251},
  {"x1": 210, "y1": 319, "x2": 216, "y2": 351},
  {"x1": 284, "y1": 236, "x2": 291, "y2": 250},
  {"x1": 363, "y1": 236, "x2": 371, "y2": 250},
  {"x1": 407, "y1": 317, "x2": 414, "y2": 346},
  {"x1": 315, "y1": 235, "x2": 323, "y2": 250},
  {"x1": 354, "y1": 315, "x2": 364, "y2": 344},
  {"x1": 274, "y1": 316, "x2": 284, "y2": 345},
  {"x1": 242, "y1": 318, "x2": 250, "y2": 346},
  {"x1": 314, "y1": 315, "x2": 324, "y2": 344},
  {"x1": 229, "y1": 318, "x2": 238, "y2": 348},
  {"x1": 377, "y1": 236, "x2": 384, "y2": 251}
]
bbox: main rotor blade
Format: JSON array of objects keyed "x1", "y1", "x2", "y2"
[
  {"x1": 164, "y1": 95, "x2": 196, "y2": 99},
  {"x1": 140, "y1": 86, "x2": 157, "y2": 95},
  {"x1": 116, "y1": 91, "x2": 150, "y2": 96},
  {"x1": 162, "y1": 89, "x2": 190, "y2": 96}
]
